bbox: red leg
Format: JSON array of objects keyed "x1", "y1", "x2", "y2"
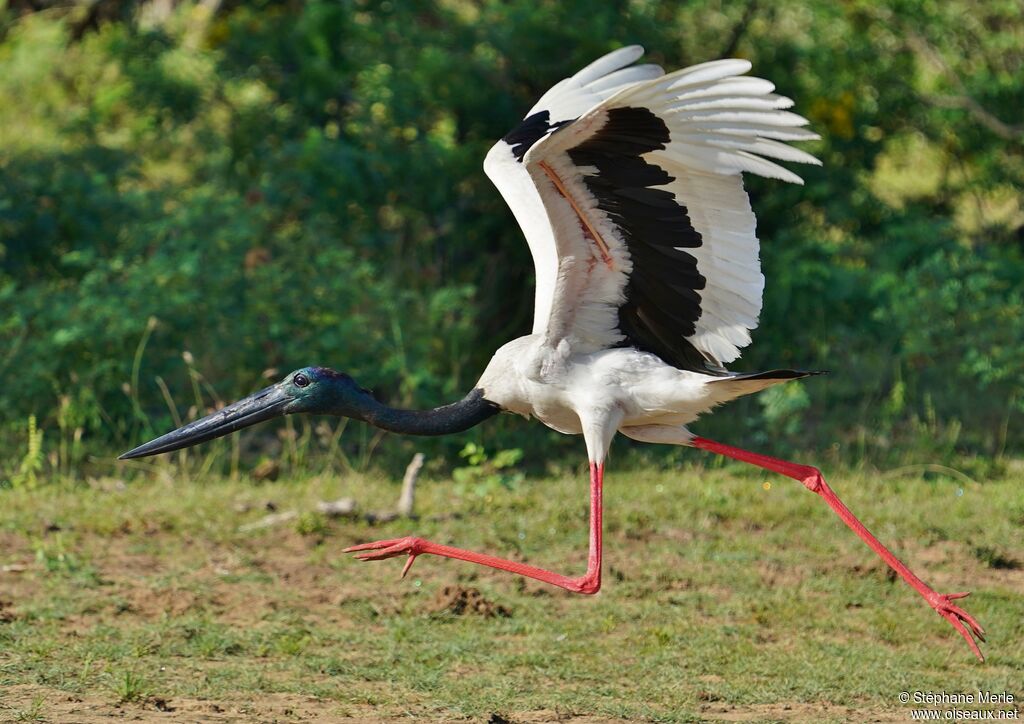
[
  {"x1": 344, "y1": 462, "x2": 604, "y2": 594},
  {"x1": 691, "y1": 436, "x2": 986, "y2": 661}
]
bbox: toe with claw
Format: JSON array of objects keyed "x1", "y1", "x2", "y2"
[
  {"x1": 929, "y1": 591, "x2": 986, "y2": 661},
  {"x1": 344, "y1": 536, "x2": 426, "y2": 578}
]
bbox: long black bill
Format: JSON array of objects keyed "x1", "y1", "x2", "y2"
[{"x1": 119, "y1": 384, "x2": 293, "y2": 460}]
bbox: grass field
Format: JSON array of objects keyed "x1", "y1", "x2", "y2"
[{"x1": 1, "y1": 457, "x2": 1022, "y2": 722}]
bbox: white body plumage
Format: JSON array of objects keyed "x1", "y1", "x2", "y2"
[{"x1": 477, "y1": 335, "x2": 789, "y2": 461}]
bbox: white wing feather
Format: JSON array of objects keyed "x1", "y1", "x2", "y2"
[{"x1": 528, "y1": 45, "x2": 664, "y2": 123}]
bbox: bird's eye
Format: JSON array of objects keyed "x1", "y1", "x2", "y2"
[{"x1": 293, "y1": 373, "x2": 310, "y2": 388}]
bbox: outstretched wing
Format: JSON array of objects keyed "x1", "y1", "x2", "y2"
[{"x1": 484, "y1": 47, "x2": 819, "y2": 372}]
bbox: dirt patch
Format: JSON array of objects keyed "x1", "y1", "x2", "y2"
[
  {"x1": 58, "y1": 525, "x2": 371, "y2": 631},
  {"x1": 432, "y1": 584, "x2": 512, "y2": 618},
  {"x1": 699, "y1": 701, "x2": 907, "y2": 722},
  {"x1": 0, "y1": 533, "x2": 39, "y2": 612},
  {"x1": 0, "y1": 529, "x2": 29, "y2": 552},
  {"x1": 0, "y1": 685, "x2": 396, "y2": 723},
  {"x1": 503, "y1": 711, "x2": 637, "y2": 723},
  {"x1": 0, "y1": 686, "x2": 653, "y2": 723},
  {"x1": 118, "y1": 585, "x2": 202, "y2": 619},
  {"x1": 757, "y1": 558, "x2": 807, "y2": 588}
]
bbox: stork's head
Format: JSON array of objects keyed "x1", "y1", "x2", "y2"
[{"x1": 119, "y1": 366, "x2": 373, "y2": 460}]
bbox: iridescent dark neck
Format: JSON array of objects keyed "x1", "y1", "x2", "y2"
[{"x1": 357, "y1": 388, "x2": 500, "y2": 436}]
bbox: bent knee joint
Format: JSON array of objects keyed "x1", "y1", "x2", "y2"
[
  {"x1": 569, "y1": 574, "x2": 601, "y2": 595},
  {"x1": 801, "y1": 468, "x2": 825, "y2": 493}
]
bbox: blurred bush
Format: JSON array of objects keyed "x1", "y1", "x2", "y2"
[{"x1": 1, "y1": 0, "x2": 1022, "y2": 480}]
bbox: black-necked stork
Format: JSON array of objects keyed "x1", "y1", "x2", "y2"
[{"x1": 122, "y1": 47, "x2": 985, "y2": 659}]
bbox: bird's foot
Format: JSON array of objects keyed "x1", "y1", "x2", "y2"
[
  {"x1": 344, "y1": 536, "x2": 426, "y2": 578},
  {"x1": 343, "y1": 536, "x2": 601, "y2": 594},
  {"x1": 927, "y1": 591, "x2": 986, "y2": 661}
]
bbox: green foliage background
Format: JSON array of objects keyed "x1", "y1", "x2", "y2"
[{"x1": 1, "y1": 0, "x2": 1022, "y2": 479}]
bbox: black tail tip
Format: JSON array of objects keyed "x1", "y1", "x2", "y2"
[{"x1": 730, "y1": 368, "x2": 830, "y2": 382}]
